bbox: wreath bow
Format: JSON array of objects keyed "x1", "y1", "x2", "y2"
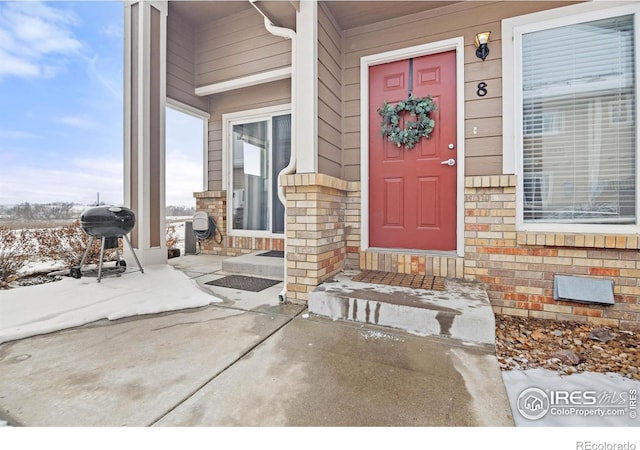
[{"x1": 378, "y1": 95, "x2": 436, "y2": 149}]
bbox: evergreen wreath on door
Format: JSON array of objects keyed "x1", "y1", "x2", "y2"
[{"x1": 378, "y1": 95, "x2": 436, "y2": 149}]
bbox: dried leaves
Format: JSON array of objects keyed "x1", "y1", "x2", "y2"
[
  {"x1": 0, "y1": 222, "x2": 117, "y2": 285},
  {"x1": 1, "y1": 221, "x2": 180, "y2": 287},
  {"x1": 0, "y1": 228, "x2": 36, "y2": 285},
  {"x1": 495, "y1": 315, "x2": 639, "y2": 379}
]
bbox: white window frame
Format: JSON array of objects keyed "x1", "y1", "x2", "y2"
[
  {"x1": 222, "y1": 104, "x2": 291, "y2": 238},
  {"x1": 503, "y1": 2, "x2": 640, "y2": 234},
  {"x1": 166, "y1": 98, "x2": 210, "y2": 193}
]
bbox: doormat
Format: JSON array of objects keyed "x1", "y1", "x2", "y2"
[
  {"x1": 352, "y1": 270, "x2": 445, "y2": 291},
  {"x1": 257, "y1": 250, "x2": 284, "y2": 258},
  {"x1": 205, "y1": 275, "x2": 281, "y2": 292}
]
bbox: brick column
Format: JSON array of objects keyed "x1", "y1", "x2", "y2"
[
  {"x1": 281, "y1": 174, "x2": 359, "y2": 303},
  {"x1": 194, "y1": 191, "x2": 226, "y2": 254}
]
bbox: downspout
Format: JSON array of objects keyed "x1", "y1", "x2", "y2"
[{"x1": 249, "y1": 1, "x2": 297, "y2": 302}]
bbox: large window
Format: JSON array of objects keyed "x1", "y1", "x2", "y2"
[
  {"x1": 506, "y1": 4, "x2": 639, "y2": 231},
  {"x1": 226, "y1": 108, "x2": 291, "y2": 236}
]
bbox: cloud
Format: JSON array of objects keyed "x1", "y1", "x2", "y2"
[
  {"x1": 0, "y1": 157, "x2": 123, "y2": 205},
  {"x1": 0, "y1": 2, "x2": 82, "y2": 80},
  {"x1": 0, "y1": 129, "x2": 39, "y2": 140},
  {"x1": 72, "y1": 158, "x2": 122, "y2": 175},
  {"x1": 84, "y1": 53, "x2": 120, "y2": 98},
  {"x1": 166, "y1": 149, "x2": 203, "y2": 206},
  {"x1": 102, "y1": 22, "x2": 123, "y2": 39},
  {"x1": 0, "y1": 151, "x2": 201, "y2": 206},
  {"x1": 0, "y1": 48, "x2": 40, "y2": 78},
  {"x1": 54, "y1": 116, "x2": 97, "y2": 128}
]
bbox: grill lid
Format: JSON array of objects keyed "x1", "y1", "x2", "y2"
[{"x1": 80, "y1": 206, "x2": 136, "y2": 238}]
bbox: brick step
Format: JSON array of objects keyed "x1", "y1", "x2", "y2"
[
  {"x1": 222, "y1": 252, "x2": 284, "y2": 281},
  {"x1": 308, "y1": 271, "x2": 496, "y2": 345}
]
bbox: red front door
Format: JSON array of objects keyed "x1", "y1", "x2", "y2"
[{"x1": 369, "y1": 51, "x2": 457, "y2": 251}]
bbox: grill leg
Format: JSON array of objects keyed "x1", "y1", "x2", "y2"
[
  {"x1": 115, "y1": 240, "x2": 122, "y2": 267},
  {"x1": 78, "y1": 236, "x2": 95, "y2": 271},
  {"x1": 123, "y1": 234, "x2": 144, "y2": 274},
  {"x1": 97, "y1": 237, "x2": 106, "y2": 283}
]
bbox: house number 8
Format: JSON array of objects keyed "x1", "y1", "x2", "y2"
[{"x1": 477, "y1": 82, "x2": 488, "y2": 97}]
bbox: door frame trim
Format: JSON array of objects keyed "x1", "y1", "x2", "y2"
[{"x1": 360, "y1": 37, "x2": 466, "y2": 257}]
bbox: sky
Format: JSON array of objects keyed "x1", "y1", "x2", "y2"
[{"x1": 0, "y1": 0, "x2": 203, "y2": 207}]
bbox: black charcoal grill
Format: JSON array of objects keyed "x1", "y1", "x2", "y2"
[
  {"x1": 71, "y1": 206, "x2": 144, "y2": 282},
  {"x1": 80, "y1": 205, "x2": 136, "y2": 238}
]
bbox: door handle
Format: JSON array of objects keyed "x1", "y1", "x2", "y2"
[{"x1": 441, "y1": 158, "x2": 456, "y2": 166}]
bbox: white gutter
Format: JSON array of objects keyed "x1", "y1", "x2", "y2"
[{"x1": 249, "y1": 1, "x2": 297, "y2": 302}]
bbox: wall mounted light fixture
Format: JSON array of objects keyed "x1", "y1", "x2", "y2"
[{"x1": 474, "y1": 31, "x2": 491, "y2": 61}]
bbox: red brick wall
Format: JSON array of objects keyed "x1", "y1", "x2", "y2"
[
  {"x1": 281, "y1": 174, "x2": 359, "y2": 302},
  {"x1": 464, "y1": 175, "x2": 640, "y2": 329},
  {"x1": 195, "y1": 175, "x2": 640, "y2": 328},
  {"x1": 194, "y1": 190, "x2": 283, "y2": 256}
]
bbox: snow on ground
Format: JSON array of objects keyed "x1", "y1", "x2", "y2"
[
  {"x1": 18, "y1": 259, "x2": 68, "y2": 277},
  {"x1": 503, "y1": 368, "x2": 640, "y2": 426},
  {"x1": 0, "y1": 264, "x2": 221, "y2": 345}
]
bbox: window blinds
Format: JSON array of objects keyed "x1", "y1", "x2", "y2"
[{"x1": 522, "y1": 14, "x2": 636, "y2": 224}]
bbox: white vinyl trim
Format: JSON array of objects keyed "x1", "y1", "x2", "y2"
[
  {"x1": 360, "y1": 37, "x2": 466, "y2": 257},
  {"x1": 503, "y1": 1, "x2": 640, "y2": 174},
  {"x1": 294, "y1": 0, "x2": 318, "y2": 173},
  {"x1": 123, "y1": 3, "x2": 132, "y2": 207},
  {"x1": 503, "y1": 2, "x2": 640, "y2": 234},
  {"x1": 166, "y1": 97, "x2": 210, "y2": 119},
  {"x1": 123, "y1": 0, "x2": 168, "y2": 265},
  {"x1": 158, "y1": 1, "x2": 167, "y2": 255},
  {"x1": 194, "y1": 67, "x2": 292, "y2": 96}
]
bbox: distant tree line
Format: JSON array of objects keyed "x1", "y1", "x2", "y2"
[
  {"x1": 166, "y1": 205, "x2": 195, "y2": 217},
  {"x1": 5, "y1": 202, "x2": 77, "y2": 220},
  {"x1": 1, "y1": 202, "x2": 195, "y2": 220}
]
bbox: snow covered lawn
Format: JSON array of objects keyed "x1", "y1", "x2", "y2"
[
  {"x1": 503, "y1": 368, "x2": 640, "y2": 426},
  {"x1": 0, "y1": 264, "x2": 221, "y2": 344}
]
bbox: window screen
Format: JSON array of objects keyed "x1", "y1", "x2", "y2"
[{"x1": 522, "y1": 15, "x2": 636, "y2": 224}]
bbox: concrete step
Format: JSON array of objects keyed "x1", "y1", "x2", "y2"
[
  {"x1": 308, "y1": 271, "x2": 496, "y2": 345},
  {"x1": 221, "y1": 252, "x2": 284, "y2": 281}
]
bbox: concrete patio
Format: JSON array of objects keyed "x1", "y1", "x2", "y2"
[{"x1": 0, "y1": 255, "x2": 514, "y2": 426}]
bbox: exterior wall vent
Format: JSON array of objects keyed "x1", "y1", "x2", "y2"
[{"x1": 553, "y1": 275, "x2": 615, "y2": 305}]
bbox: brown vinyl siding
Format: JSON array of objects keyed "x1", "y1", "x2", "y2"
[
  {"x1": 167, "y1": 10, "x2": 207, "y2": 112},
  {"x1": 340, "y1": 1, "x2": 577, "y2": 180},
  {"x1": 207, "y1": 79, "x2": 292, "y2": 191},
  {"x1": 317, "y1": 4, "x2": 343, "y2": 178},
  {"x1": 195, "y1": 8, "x2": 292, "y2": 88}
]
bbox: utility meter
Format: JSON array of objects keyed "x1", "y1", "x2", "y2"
[{"x1": 192, "y1": 211, "x2": 210, "y2": 232}]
